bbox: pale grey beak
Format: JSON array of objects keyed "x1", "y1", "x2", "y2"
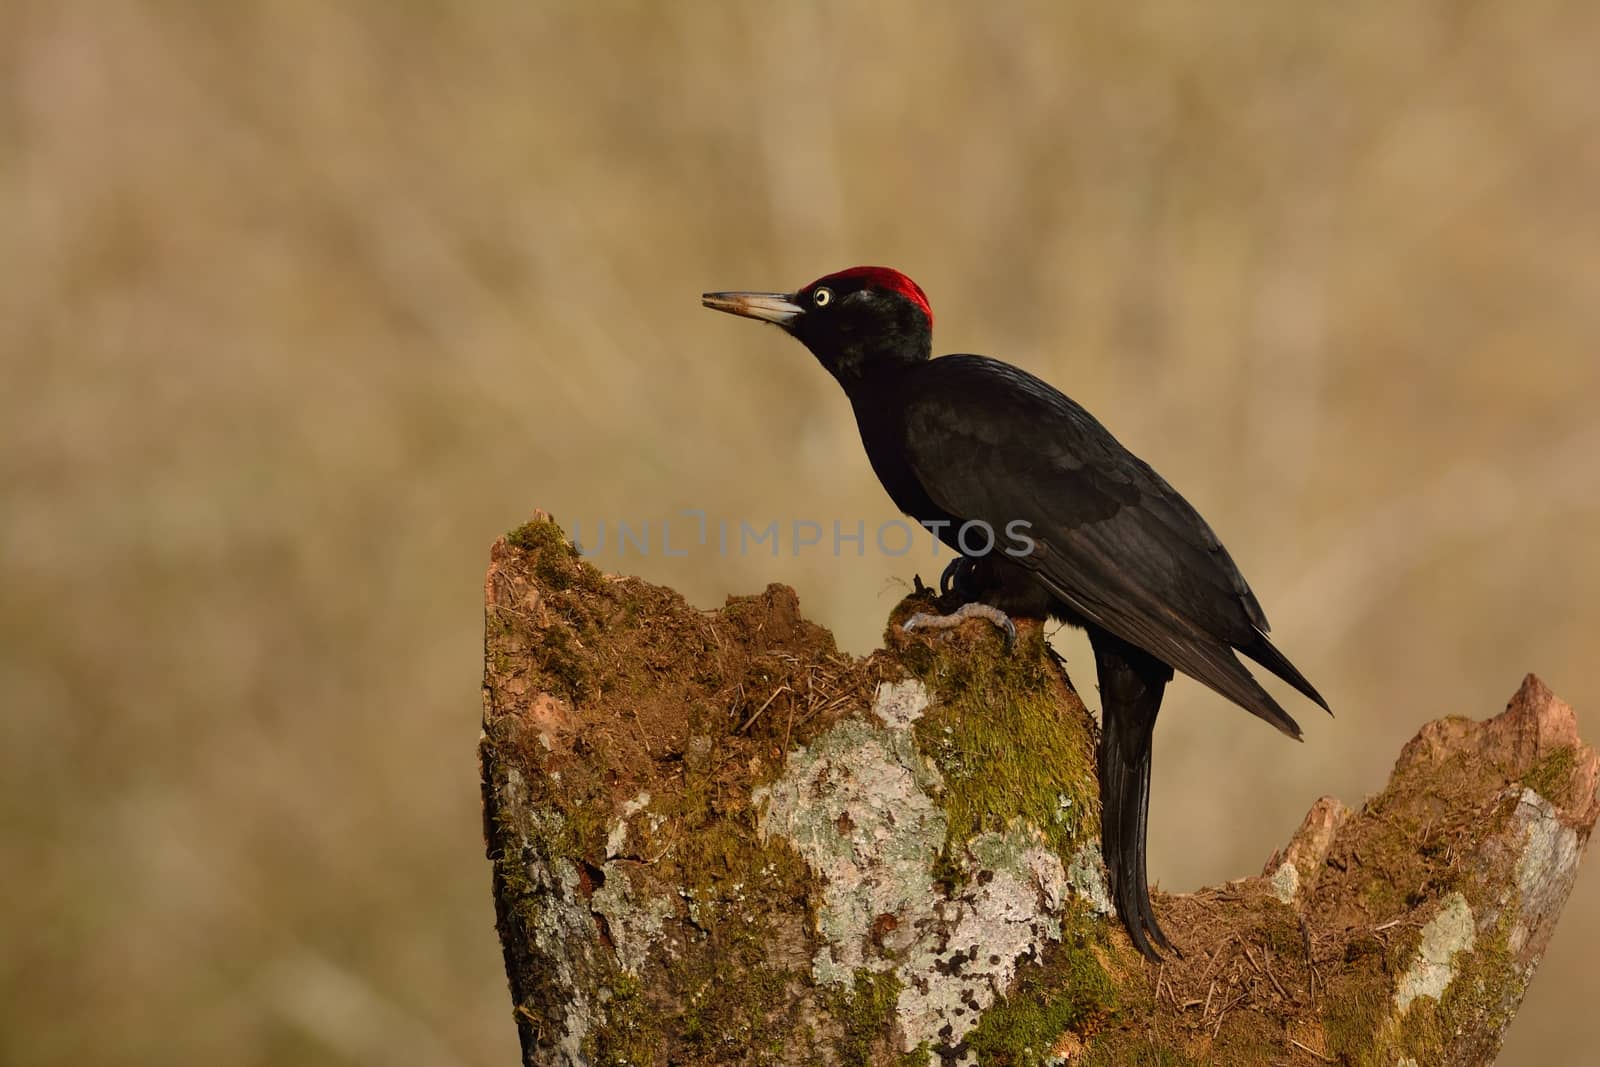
[{"x1": 701, "y1": 290, "x2": 803, "y2": 326}]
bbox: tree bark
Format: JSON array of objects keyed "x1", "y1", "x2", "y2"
[{"x1": 481, "y1": 513, "x2": 1598, "y2": 1066}]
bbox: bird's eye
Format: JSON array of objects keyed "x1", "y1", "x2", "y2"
[{"x1": 813, "y1": 287, "x2": 833, "y2": 308}]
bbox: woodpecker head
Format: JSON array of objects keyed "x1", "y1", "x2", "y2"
[{"x1": 703, "y1": 266, "x2": 934, "y2": 385}]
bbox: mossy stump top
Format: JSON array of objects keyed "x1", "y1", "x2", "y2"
[{"x1": 483, "y1": 513, "x2": 1598, "y2": 1067}]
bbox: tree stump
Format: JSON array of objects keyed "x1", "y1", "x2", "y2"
[{"x1": 481, "y1": 513, "x2": 1597, "y2": 1066}]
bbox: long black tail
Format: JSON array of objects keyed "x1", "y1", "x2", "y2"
[
  {"x1": 1090, "y1": 626, "x2": 1175, "y2": 961},
  {"x1": 1237, "y1": 631, "x2": 1332, "y2": 715}
]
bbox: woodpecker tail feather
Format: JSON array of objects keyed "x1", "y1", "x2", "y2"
[
  {"x1": 1238, "y1": 631, "x2": 1331, "y2": 715},
  {"x1": 1091, "y1": 627, "x2": 1175, "y2": 961}
]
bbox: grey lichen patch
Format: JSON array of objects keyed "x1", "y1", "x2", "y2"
[
  {"x1": 605, "y1": 789, "x2": 654, "y2": 859},
  {"x1": 895, "y1": 825, "x2": 1069, "y2": 1052},
  {"x1": 1394, "y1": 892, "x2": 1476, "y2": 1014},
  {"x1": 1383, "y1": 894, "x2": 1526, "y2": 1066},
  {"x1": 590, "y1": 867, "x2": 675, "y2": 975},
  {"x1": 526, "y1": 853, "x2": 596, "y2": 1060},
  {"x1": 537, "y1": 861, "x2": 598, "y2": 1061},
  {"x1": 491, "y1": 767, "x2": 599, "y2": 1062},
  {"x1": 1509, "y1": 787, "x2": 1581, "y2": 958},
  {"x1": 1067, "y1": 841, "x2": 1113, "y2": 917},
  {"x1": 965, "y1": 907, "x2": 1118, "y2": 1067},
  {"x1": 1270, "y1": 860, "x2": 1301, "y2": 905},
  {"x1": 754, "y1": 683, "x2": 947, "y2": 986},
  {"x1": 758, "y1": 679, "x2": 1085, "y2": 1055},
  {"x1": 872, "y1": 677, "x2": 931, "y2": 730}
]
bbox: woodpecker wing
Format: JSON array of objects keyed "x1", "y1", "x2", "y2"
[{"x1": 898, "y1": 355, "x2": 1326, "y2": 735}]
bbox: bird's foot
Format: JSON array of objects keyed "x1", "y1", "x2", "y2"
[
  {"x1": 938, "y1": 556, "x2": 968, "y2": 597},
  {"x1": 902, "y1": 601, "x2": 1018, "y2": 649}
]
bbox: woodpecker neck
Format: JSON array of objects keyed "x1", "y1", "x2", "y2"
[{"x1": 799, "y1": 314, "x2": 932, "y2": 392}]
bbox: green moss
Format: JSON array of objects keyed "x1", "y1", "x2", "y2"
[
  {"x1": 506, "y1": 516, "x2": 571, "y2": 554},
  {"x1": 1321, "y1": 891, "x2": 1524, "y2": 1067},
  {"x1": 671, "y1": 953, "x2": 798, "y2": 1062},
  {"x1": 1359, "y1": 875, "x2": 1407, "y2": 918},
  {"x1": 894, "y1": 626, "x2": 1119, "y2": 1063},
  {"x1": 1322, "y1": 980, "x2": 1387, "y2": 1065},
  {"x1": 905, "y1": 630, "x2": 1098, "y2": 883},
  {"x1": 585, "y1": 957, "x2": 797, "y2": 1066},
  {"x1": 587, "y1": 972, "x2": 663, "y2": 1066},
  {"x1": 531, "y1": 621, "x2": 597, "y2": 702},
  {"x1": 593, "y1": 756, "x2": 816, "y2": 1062},
  {"x1": 826, "y1": 968, "x2": 903, "y2": 1067},
  {"x1": 656, "y1": 756, "x2": 811, "y2": 900},
  {"x1": 483, "y1": 720, "x2": 608, "y2": 865},
  {"x1": 499, "y1": 518, "x2": 608, "y2": 702},
  {"x1": 1259, "y1": 909, "x2": 1306, "y2": 959},
  {"x1": 1392, "y1": 899, "x2": 1520, "y2": 1065},
  {"x1": 897, "y1": 1042, "x2": 932, "y2": 1066},
  {"x1": 1521, "y1": 745, "x2": 1576, "y2": 804},
  {"x1": 965, "y1": 910, "x2": 1117, "y2": 1066},
  {"x1": 506, "y1": 516, "x2": 606, "y2": 594},
  {"x1": 578, "y1": 820, "x2": 810, "y2": 1066}
]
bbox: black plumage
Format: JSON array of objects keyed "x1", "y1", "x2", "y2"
[{"x1": 703, "y1": 266, "x2": 1330, "y2": 959}]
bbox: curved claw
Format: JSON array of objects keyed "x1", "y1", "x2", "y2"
[
  {"x1": 938, "y1": 556, "x2": 966, "y2": 597},
  {"x1": 961, "y1": 603, "x2": 1017, "y2": 649}
]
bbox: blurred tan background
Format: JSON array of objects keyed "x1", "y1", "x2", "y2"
[{"x1": 3, "y1": 2, "x2": 1596, "y2": 1064}]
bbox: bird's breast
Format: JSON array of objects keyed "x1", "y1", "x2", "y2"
[{"x1": 849, "y1": 395, "x2": 950, "y2": 526}]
